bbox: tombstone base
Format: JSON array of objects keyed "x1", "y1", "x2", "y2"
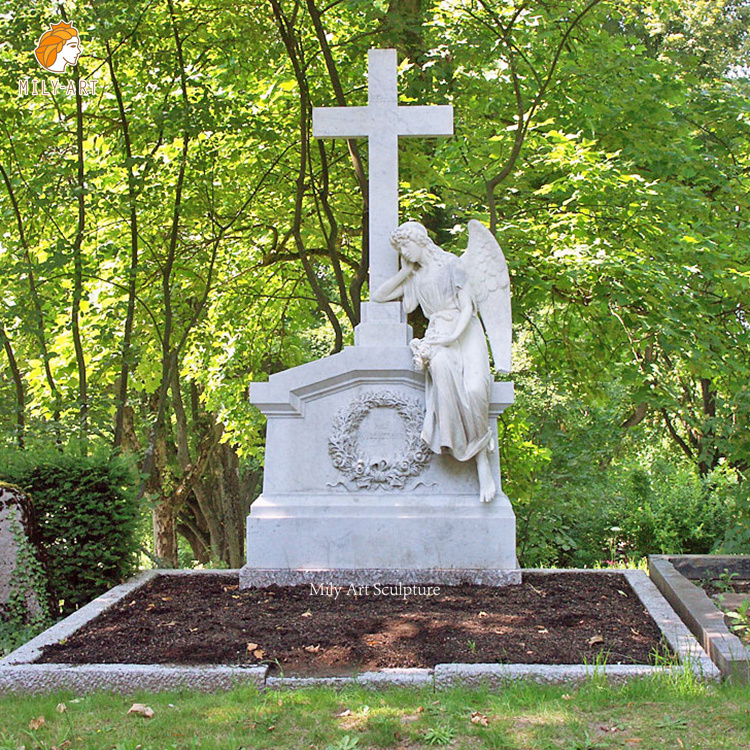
[
  {"x1": 241, "y1": 491, "x2": 519, "y2": 588},
  {"x1": 240, "y1": 566, "x2": 521, "y2": 588},
  {"x1": 244, "y1": 343, "x2": 519, "y2": 588},
  {"x1": 0, "y1": 485, "x2": 46, "y2": 621}
]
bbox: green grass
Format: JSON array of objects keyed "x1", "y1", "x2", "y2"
[{"x1": 1, "y1": 676, "x2": 749, "y2": 749}]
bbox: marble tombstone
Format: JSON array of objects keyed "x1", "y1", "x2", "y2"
[{"x1": 240, "y1": 49, "x2": 519, "y2": 587}]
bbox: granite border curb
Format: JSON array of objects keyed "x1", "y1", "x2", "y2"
[
  {"x1": 266, "y1": 668, "x2": 434, "y2": 691},
  {"x1": 433, "y1": 663, "x2": 681, "y2": 689},
  {"x1": 0, "y1": 567, "x2": 718, "y2": 693},
  {"x1": 649, "y1": 555, "x2": 750, "y2": 682},
  {"x1": 0, "y1": 664, "x2": 268, "y2": 694},
  {"x1": 621, "y1": 569, "x2": 718, "y2": 679}
]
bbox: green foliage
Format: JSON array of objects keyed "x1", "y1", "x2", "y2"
[
  {"x1": 0, "y1": 452, "x2": 139, "y2": 616},
  {"x1": 717, "y1": 479, "x2": 750, "y2": 553},
  {"x1": 725, "y1": 600, "x2": 750, "y2": 641},
  {"x1": 713, "y1": 569, "x2": 739, "y2": 593},
  {"x1": 555, "y1": 459, "x2": 737, "y2": 568},
  {"x1": 423, "y1": 723, "x2": 457, "y2": 746},
  {"x1": 602, "y1": 462, "x2": 736, "y2": 561},
  {"x1": 324, "y1": 736, "x2": 359, "y2": 750},
  {"x1": 0, "y1": 0, "x2": 748, "y2": 564},
  {"x1": 505, "y1": 370, "x2": 741, "y2": 566},
  {"x1": 0, "y1": 495, "x2": 51, "y2": 656}
]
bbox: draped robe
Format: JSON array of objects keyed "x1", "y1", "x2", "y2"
[{"x1": 403, "y1": 252, "x2": 492, "y2": 461}]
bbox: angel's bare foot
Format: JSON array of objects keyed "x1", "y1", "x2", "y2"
[{"x1": 476, "y1": 448, "x2": 496, "y2": 503}]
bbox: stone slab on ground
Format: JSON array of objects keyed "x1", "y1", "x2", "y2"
[
  {"x1": 713, "y1": 593, "x2": 750, "y2": 611},
  {"x1": 666, "y1": 554, "x2": 750, "y2": 580},
  {"x1": 240, "y1": 567, "x2": 522, "y2": 588},
  {"x1": 0, "y1": 484, "x2": 45, "y2": 620},
  {"x1": 649, "y1": 555, "x2": 750, "y2": 683},
  {"x1": 0, "y1": 568, "x2": 718, "y2": 693}
]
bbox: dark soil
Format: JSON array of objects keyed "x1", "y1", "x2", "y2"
[
  {"x1": 701, "y1": 579, "x2": 750, "y2": 597},
  {"x1": 37, "y1": 573, "x2": 666, "y2": 676}
]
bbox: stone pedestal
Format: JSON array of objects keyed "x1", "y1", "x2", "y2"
[{"x1": 240, "y1": 316, "x2": 519, "y2": 588}]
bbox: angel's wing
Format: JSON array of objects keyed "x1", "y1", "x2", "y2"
[{"x1": 459, "y1": 219, "x2": 512, "y2": 373}]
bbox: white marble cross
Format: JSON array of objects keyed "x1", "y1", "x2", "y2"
[{"x1": 313, "y1": 48, "x2": 454, "y2": 297}]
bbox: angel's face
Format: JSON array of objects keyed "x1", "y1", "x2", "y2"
[{"x1": 398, "y1": 238, "x2": 424, "y2": 265}]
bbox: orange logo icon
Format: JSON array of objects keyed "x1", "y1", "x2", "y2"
[{"x1": 34, "y1": 21, "x2": 82, "y2": 73}]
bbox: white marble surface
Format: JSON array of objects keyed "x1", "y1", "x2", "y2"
[
  {"x1": 246, "y1": 47, "x2": 515, "y2": 582},
  {"x1": 244, "y1": 344, "x2": 517, "y2": 579}
]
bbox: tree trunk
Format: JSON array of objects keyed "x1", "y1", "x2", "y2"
[
  {"x1": 105, "y1": 37, "x2": 140, "y2": 451},
  {"x1": 0, "y1": 322, "x2": 25, "y2": 448},
  {"x1": 177, "y1": 440, "x2": 261, "y2": 567},
  {"x1": 71, "y1": 68, "x2": 88, "y2": 451},
  {"x1": 0, "y1": 164, "x2": 61, "y2": 431},
  {"x1": 153, "y1": 499, "x2": 179, "y2": 568}
]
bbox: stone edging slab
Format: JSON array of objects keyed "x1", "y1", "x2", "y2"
[
  {"x1": 649, "y1": 555, "x2": 750, "y2": 682},
  {"x1": 0, "y1": 664, "x2": 268, "y2": 694},
  {"x1": 0, "y1": 568, "x2": 719, "y2": 693}
]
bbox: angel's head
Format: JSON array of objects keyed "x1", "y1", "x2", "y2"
[{"x1": 390, "y1": 221, "x2": 442, "y2": 266}]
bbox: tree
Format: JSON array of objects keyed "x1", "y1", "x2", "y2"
[{"x1": 1, "y1": 0, "x2": 747, "y2": 567}]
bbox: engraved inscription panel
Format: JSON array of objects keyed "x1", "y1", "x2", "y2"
[{"x1": 357, "y1": 406, "x2": 407, "y2": 467}]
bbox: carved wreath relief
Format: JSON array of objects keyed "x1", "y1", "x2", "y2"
[{"x1": 328, "y1": 390, "x2": 432, "y2": 490}]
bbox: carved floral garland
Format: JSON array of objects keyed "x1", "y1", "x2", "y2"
[{"x1": 328, "y1": 391, "x2": 432, "y2": 490}]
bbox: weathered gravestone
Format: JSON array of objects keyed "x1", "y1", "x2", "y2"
[
  {"x1": 0, "y1": 484, "x2": 46, "y2": 624},
  {"x1": 240, "y1": 49, "x2": 519, "y2": 587}
]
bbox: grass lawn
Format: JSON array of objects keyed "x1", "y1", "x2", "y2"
[{"x1": 1, "y1": 673, "x2": 749, "y2": 749}]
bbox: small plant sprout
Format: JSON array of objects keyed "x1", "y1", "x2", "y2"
[
  {"x1": 467, "y1": 639, "x2": 477, "y2": 654},
  {"x1": 424, "y1": 723, "x2": 457, "y2": 746},
  {"x1": 715, "y1": 569, "x2": 739, "y2": 593},
  {"x1": 726, "y1": 599, "x2": 750, "y2": 639},
  {"x1": 566, "y1": 728, "x2": 608, "y2": 750},
  {"x1": 656, "y1": 714, "x2": 689, "y2": 729},
  {"x1": 324, "y1": 735, "x2": 360, "y2": 750}
]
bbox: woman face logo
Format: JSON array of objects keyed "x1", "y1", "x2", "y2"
[
  {"x1": 35, "y1": 21, "x2": 82, "y2": 73},
  {"x1": 60, "y1": 37, "x2": 82, "y2": 67}
]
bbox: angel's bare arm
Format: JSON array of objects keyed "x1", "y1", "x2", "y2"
[{"x1": 371, "y1": 264, "x2": 415, "y2": 303}]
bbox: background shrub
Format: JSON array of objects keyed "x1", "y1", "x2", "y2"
[
  {"x1": 0, "y1": 453, "x2": 138, "y2": 616},
  {"x1": 504, "y1": 376, "x2": 742, "y2": 568}
]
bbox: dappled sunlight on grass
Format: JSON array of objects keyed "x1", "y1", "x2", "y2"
[{"x1": 0, "y1": 680, "x2": 749, "y2": 749}]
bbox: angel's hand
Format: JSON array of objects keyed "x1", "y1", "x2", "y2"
[{"x1": 400, "y1": 260, "x2": 417, "y2": 275}]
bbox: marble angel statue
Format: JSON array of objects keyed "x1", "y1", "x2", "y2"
[{"x1": 373, "y1": 220, "x2": 511, "y2": 503}]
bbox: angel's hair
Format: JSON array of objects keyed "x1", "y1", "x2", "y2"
[{"x1": 390, "y1": 221, "x2": 443, "y2": 260}]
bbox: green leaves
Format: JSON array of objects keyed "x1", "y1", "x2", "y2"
[{"x1": 0, "y1": 0, "x2": 747, "y2": 563}]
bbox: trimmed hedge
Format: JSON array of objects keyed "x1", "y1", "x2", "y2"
[{"x1": 0, "y1": 455, "x2": 138, "y2": 616}]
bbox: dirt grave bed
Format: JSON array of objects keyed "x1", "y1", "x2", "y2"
[{"x1": 36, "y1": 572, "x2": 666, "y2": 676}]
